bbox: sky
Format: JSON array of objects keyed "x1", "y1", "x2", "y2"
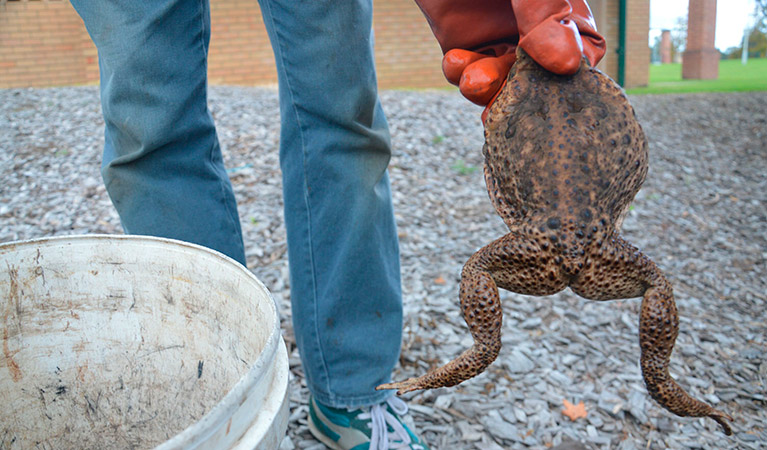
[{"x1": 649, "y1": 0, "x2": 758, "y2": 50}]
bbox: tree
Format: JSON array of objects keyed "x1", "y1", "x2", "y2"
[
  {"x1": 756, "y1": 0, "x2": 767, "y2": 27},
  {"x1": 650, "y1": 35, "x2": 662, "y2": 63},
  {"x1": 723, "y1": 24, "x2": 767, "y2": 59},
  {"x1": 670, "y1": 17, "x2": 687, "y2": 60},
  {"x1": 722, "y1": 2, "x2": 767, "y2": 60},
  {"x1": 746, "y1": 24, "x2": 767, "y2": 57}
]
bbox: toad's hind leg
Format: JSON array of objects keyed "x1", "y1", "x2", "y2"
[
  {"x1": 377, "y1": 232, "x2": 568, "y2": 395},
  {"x1": 570, "y1": 234, "x2": 733, "y2": 435}
]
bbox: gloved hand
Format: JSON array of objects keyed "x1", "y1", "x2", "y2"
[{"x1": 415, "y1": 0, "x2": 606, "y2": 117}]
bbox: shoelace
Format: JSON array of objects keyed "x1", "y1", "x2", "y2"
[{"x1": 355, "y1": 397, "x2": 425, "y2": 450}]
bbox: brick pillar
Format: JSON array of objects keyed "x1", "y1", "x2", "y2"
[
  {"x1": 682, "y1": 0, "x2": 718, "y2": 79},
  {"x1": 660, "y1": 30, "x2": 672, "y2": 63}
]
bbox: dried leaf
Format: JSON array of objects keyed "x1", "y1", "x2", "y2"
[
  {"x1": 562, "y1": 399, "x2": 587, "y2": 421},
  {"x1": 434, "y1": 276, "x2": 446, "y2": 285}
]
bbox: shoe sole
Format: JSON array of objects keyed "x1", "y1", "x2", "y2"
[{"x1": 308, "y1": 415, "x2": 345, "y2": 450}]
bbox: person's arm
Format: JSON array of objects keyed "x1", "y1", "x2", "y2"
[{"x1": 415, "y1": 0, "x2": 606, "y2": 112}]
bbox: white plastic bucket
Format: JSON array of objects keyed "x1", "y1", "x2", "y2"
[{"x1": 0, "y1": 235, "x2": 289, "y2": 449}]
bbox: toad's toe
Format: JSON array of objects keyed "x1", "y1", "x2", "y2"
[
  {"x1": 376, "y1": 378, "x2": 427, "y2": 396},
  {"x1": 709, "y1": 409, "x2": 734, "y2": 436}
]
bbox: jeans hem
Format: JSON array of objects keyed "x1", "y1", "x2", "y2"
[{"x1": 310, "y1": 388, "x2": 395, "y2": 410}]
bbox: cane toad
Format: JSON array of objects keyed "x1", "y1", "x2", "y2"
[{"x1": 378, "y1": 49, "x2": 733, "y2": 435}]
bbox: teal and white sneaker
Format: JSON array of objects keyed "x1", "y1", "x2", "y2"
[{"x1": 308, "y1": 396, "x2": 429, "y2": 450}]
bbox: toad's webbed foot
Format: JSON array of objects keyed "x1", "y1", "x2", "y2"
[
  {"x1": 377, "y1": 266, "x2": 503, "y2": 395},
  {"x1": 378, "y1": 232, "x2": 568, "y2": 394},
  {"x1": 570, "y1": 233, "x2": 733, "y2": 435}
]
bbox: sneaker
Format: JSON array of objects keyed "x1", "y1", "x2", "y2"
[{"x1": 308, "y1": 395, "x2": 429, "y2": 450}]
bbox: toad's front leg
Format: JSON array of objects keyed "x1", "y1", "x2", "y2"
[{"x1": 377, "y1": 232, "x2": 568, "y2": 394}]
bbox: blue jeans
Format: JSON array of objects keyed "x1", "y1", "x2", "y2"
[{"x1": 72, "y1": 0, "x2": 402, "y2": 408}]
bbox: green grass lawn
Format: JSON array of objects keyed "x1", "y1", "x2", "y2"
[{"x1": 626, "y1": 58, "x2": 767, "y2": 94}]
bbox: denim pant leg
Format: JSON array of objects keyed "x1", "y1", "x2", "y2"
[
  {"x1": 258, "y1": 0, "x2": 403, "y2": 408},
  {"x1": 70, "y1": 0, "x2": 246, "y2": 265}
]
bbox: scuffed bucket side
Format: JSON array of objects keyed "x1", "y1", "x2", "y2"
[
  {"x1": 0, "y1": 235, "x2": 289, "y2": 450},
  {"x1": 234, "y1": 337, "x2": 289, "y2": 450}
]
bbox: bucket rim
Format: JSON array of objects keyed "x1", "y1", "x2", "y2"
[{"x1": 1, "y1": 234, "x2": 282, "y2": 449}]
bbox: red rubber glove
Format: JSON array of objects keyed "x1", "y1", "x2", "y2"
[{"x1": 415, "y1": 0, "x2": 606, "y2": 118}]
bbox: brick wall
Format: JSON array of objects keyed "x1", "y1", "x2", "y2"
[
  {"x1": 624, "y1": 0, "x2": 650, "y2": 87},
  {"x1": 682, "y1": 0, "x2": 718, "y2": 79},
  {"x1": 590, "y1": 0, "x2": 650, "y2": 88},
  {"x1": 0, "y1": 0, "x2": 444, "y2": 90},
  {"x1": 207, "y1": 0, "x2": 444, "y2": 89},
  {"x1": 207, "y1": 0, "x2": 276, "y2": 86},
  {"x1": 0, "y1": 0, "x2": 97, "y2": 88},
  {"x1": 0, "y1": 0, "x2": 647, "y2": 90},
  {"x1": 372, "y1": 0, "x2": 445, "y2": 88},
  {"x1": 590, "y1": 0, "x2": 619, "y2": 78},
  {"x1": 660, "y1": 30, "x2": 672, "y2": 63}
]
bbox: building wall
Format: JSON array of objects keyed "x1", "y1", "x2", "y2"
[
  {"x1": 624, "y1": 0, "x2": 650, "y2": 87},
  {"x1": 0, "y1": 0, "x2": 647, "y2": 90},
  {"x1": 590, "y1": 0, "x2": 619, "y2": 77},
  {"x1": 0, "y1": 0, "x2": 97, "y2": 88},
  {"x1": 207, "y1": 0, "x2": 276, "y2": 86},
  {"x1": 589, "y1": 0, "x2": 650, "y2": 88},
  {"x1": 0, "y1": 0, "x2": 443, "y2": 89}
]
